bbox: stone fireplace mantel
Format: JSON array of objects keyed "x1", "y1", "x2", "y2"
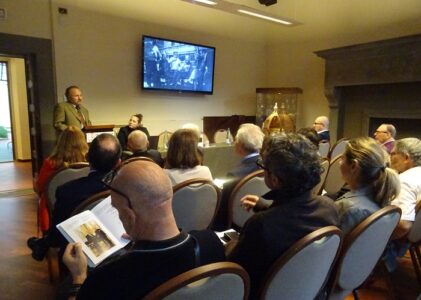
[{"x1": 314, "y1": 34, "x2": 421, "y2": 141}]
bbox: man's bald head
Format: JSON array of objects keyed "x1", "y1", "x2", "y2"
[
  {"x1": 127, "y1": 130, "x2": 149, "y2": 152},
  {"x1": 113, "y1": 160, "x2": 172, "y2": 210}
]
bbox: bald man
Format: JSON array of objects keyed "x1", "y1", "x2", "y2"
[
  {"x1": 313, "y1": 116, "x2": 330, "y2": 142},
  {"x1": 126, "y1": 130, "x2": 164, "y2": 166},
  {"x1": 63, "y1": 161, "x2": 224, "y2": 299}
]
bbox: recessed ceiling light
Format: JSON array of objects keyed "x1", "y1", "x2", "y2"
[
  {"x1": 237, "y1": 9, "x2": 292, "y2": 25},
  {"x1": 181, "y1": 0, "x2": 300, "y2": 27}
]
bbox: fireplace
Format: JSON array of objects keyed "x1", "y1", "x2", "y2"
[{"x1": 315, "y1": 35, "x2": 421, "y2": 142}]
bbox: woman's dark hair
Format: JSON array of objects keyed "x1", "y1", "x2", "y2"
[
  {"x1": 165, "y1": 129, "x2": 201, "y2": 169},
  {"x1": 264, "y1": 133, "x2": 322, "y2": 195},
  {"x1": 133, "y1": 114, "x2": 143, "y2": 124},
  {"x1": 297, "y1": 127, "x2": 320, "y2": 148}
]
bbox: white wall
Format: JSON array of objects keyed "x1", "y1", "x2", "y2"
[{"x1": 50, "y1": 3, "x2": 267, "y2": 135}]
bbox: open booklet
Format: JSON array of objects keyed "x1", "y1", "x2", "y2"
[{"x1": 57, "y1": 196, "x2": 130, "y2": 268}]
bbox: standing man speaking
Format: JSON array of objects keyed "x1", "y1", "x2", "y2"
[{"x1": 54, "y1": 85, "x2": 91, "y2": 132}]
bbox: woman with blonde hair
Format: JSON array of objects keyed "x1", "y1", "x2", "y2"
[
  {"x1": 164, "y1": 129, "x2": 212, "y2": 185},
  {"x1": 335, "y1": 136, "x2": 400, "y2": 234},
  {"x1": 35, "y1": 126, "x2": 88, "y2": 232}
]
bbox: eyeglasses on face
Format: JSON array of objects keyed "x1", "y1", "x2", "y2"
[
  {"x1": 374, "y1": 130, "x2": 388, "y2": 134},
  {"x1": 256, "y1": 158, "x2": 269, "y2": 171},
  {"x1": 101, "y1": 169, "x2": 133, "y2": 209},
  {"x1": 313, "y1": 122, "x2": 323, "y2": 126}
]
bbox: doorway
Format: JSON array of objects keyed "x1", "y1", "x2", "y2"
[{"x1": 0, "y1": 61, "x2": 13, "y2": 162}]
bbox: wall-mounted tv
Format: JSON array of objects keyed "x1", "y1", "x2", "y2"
[{"x1": 142, "y1": 35, "x2": 215, "y2": 94}]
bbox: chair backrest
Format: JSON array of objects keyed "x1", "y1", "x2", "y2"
[
  {"x1": 158, "y1": 131, "x2": 173, "y2": 150},
  {"x1": 213, "y1": 129, "x2": 231, "y2": 144},
  {"x1": 172, "y1": 178, "x2": 221, "y2": 231},
  {"x1": 407, "y1": 201, "x2": 421, "y2": 243},
  {"x1": 312, "y1": 159, "x2": 330, "y2": 196},
  {"x1": 319, "y1": 141, "x2": 331, "y2": 158},
  {"x1": 71, "y1": 190, "x2": 111, "y2": 216},
  {"x1": 327, "y1": 206, "x2": 402, "y2": 300},
  {"x1": 329, "y1": 138, "x2": 349, "y2": 161},
  {"x1": 323, "y1": 156, "x2": 345, "y2": 196},
  {"x1": 143, "y1": 262, "x2": 250, "y2": 300},
  {"x1": 123, "y1": 156, "x2": 155, "y2": 165},
  {"x1": 228, "y1": 170, "x2": 270, "y2": 229},
  {"x1": 259, "y1": 226, "x2": 342, "y2": 300},
  {"x1": 46, "y1": 162, "x2": 90, "y2": 212}
]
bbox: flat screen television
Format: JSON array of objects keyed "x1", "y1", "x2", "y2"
[{"x1": 142, "y1": 35, "x2": 215, "y2": 94}]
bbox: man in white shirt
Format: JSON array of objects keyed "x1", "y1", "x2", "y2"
[{"x1": 390, "y1": 137, "x2": 421, "y2": 238}]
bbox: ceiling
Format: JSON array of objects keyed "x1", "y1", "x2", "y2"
[{"x1": 72, "y1": 0, "x2": 421, "y2": 46}]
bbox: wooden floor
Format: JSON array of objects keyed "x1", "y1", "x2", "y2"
[{"x1": 0, "y1": 161, "x2": 419, "y2": 299}]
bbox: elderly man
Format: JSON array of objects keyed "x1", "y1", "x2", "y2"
[
  {"x1": 63, "y1": 160, "x2": 225, "y2": 299},
  {"x1": 227, "y1": 133, "x2": 339, "y2": 297},
  {"x1": 227, "y1": 123, "x2": 265, "y2": 178},
  {"x1": 374, "y1": 123, "x2": 396, "y2": 154},
  {"x1": 313, "y1": 116, "x2": 330, "y2": 142},
  {"x1": 54, "y1": 86, "x2": 91, "y2": 132},
  {"x1": 125, "y1": 130, "x2": 164, "y2": 166},
  {"x1": 27, "y1": 133, "x2": 122, "y2": 261}
]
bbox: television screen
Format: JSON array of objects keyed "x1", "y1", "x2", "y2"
[{"x1": 142, "y1": 35, "x2": 215, "y2": 94}]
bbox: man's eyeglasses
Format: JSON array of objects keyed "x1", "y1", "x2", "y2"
[
  {"x1": 256, "y1": 158, "x2": 269, "y2": 171},
  {"x1": 313, "y1": 122, "x2": 323, "y2": 126},
  {"x1": 374, "y1": 130, "x2": 388, "y2": 134},
  {"x1": 101, "y1": 169, "x2": 133, "y2": 209}
]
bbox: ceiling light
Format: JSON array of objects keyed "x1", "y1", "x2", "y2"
[
  {"x1": 180, "y1": 0, "x2": 300, "y2": 27},
  {"x1": 237, "y1": 9, "x2": 292, "y2": 25},
  {"x1": 192, "y1": 0, "x2": 217, "y2": 5}
]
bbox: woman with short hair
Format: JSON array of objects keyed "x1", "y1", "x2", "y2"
[{"x1": 164, "y1": 129, "x2": 212, "y2": 185}]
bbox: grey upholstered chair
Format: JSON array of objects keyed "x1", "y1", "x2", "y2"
[
  {"x1": 45, "y1": 162, "x2": 90, "y2": 216},
  {"x1": 312, "y1": 159, "x2": 330, "y2": 196},
  {"x1": 407, "y1": 201, "x2": 421, "y2": 287},
  {"x1": 319, "y1": 141, "x2": 331, "y2": 158},
  {"x1": 172, "y1": 178, "x2": 221, "y2": 231},
  {"x1": 228, "y1": 170, "x2": 270, "y2": 230},
  {"x1": 143, "y1": 262, "x2": 250, "y2": 300},
  {"x1": 326, "y1": 205, "x2": 402, "y2": 300},
  {"x1": 322, "y1": 156, "x2": 345, "y2": 196},
  {"x1": 329, "y1": 138, "x2": 349, "y2": 161},
  {"x1": 259, "y1": 226, "x2": 342, "y2": 300}
]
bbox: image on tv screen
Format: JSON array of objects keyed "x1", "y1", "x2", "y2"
[{"x1": 142, "y1": 36, "x2": 215, "y2": 94}]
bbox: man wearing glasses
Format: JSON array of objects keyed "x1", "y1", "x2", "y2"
[
  {"x1": 227, "y1": 133, "x2": 339, "y2": 298},
  {"x1": 63, "y1": 160, "x2": 225, "y2": 299},
  {"x1": 374, "y1": 123, "x2": 396, "y2": 154},
  {"x1": 313, "y1": 115, "x2": 330, "y2": 142}
]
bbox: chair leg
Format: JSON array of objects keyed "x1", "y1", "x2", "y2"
[
  {"x1": 352, "y1": 289, "x2": 360, "y2": 300},
  {"x1": 409, "y1": 245, "x2": 421, "y2": 287}
]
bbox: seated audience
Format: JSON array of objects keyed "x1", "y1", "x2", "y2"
[
  {"x1": 227, "y1": 123, "x2": 265, "y2": 178},
  {"x1": 117, "y1": 114, "x2": 150, "y2": 150},
  {"x1": 227, "y1": 133, "x2": 339, "y2": 297},
  {"x1": 374, "y1": 123, "x2": 397, "y2": 154},
  {"x1": 313, "y1": 115, "x2": 330, "y2": 142},
  {"x1": 27, "y1": 133, "x2": 121, "y2": 261},
  {"x1": 335, "y1": 137, "x2": 400, "y2": 234},
  {"x1": 35, "y1": 126, "x2": 88, "y2": 232},
  {"x1": 124, "y1": 130, "x2": 164, "y2": 166},
  {"x1": 164, "y1": 129, "x2": 212, "y2": 185},
  {"x1": 62, "y1": 160, "x2": 225, "y2": 299},
  {"x1": 297, "y1": 126, "x2": 321, "y2": 148}
]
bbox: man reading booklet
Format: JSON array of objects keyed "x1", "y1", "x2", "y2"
[{"x1": 62, "y1": 160, "x2": 224, "y2": 300}]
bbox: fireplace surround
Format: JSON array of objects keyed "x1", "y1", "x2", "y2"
[{"x1": 315, "y1": 34, "x2": 421, "y2": 142}]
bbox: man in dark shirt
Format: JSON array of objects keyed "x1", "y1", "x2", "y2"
[
  {"x1": 124, "y1": 130, "x2": 164, "y2": 166},
  {"x1": 63, "y1": 160, "x2": 224, "y2": 299},
  {"x1": 27, "y1": 133, "x2": 121, "y2": 260},
  {"x1": 227, "y1": 133, "x2": 339, "y2": 298}
]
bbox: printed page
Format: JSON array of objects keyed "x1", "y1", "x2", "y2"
[
  {"x1": 57, "y1": 210, "x2": 125, "y2": 268},
  {"x1": 91, "y1": 196, "x2": 130, "y2": 246},
  {"x1": 215, "y1": 228, "x2": 239, "y2": 245}
]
